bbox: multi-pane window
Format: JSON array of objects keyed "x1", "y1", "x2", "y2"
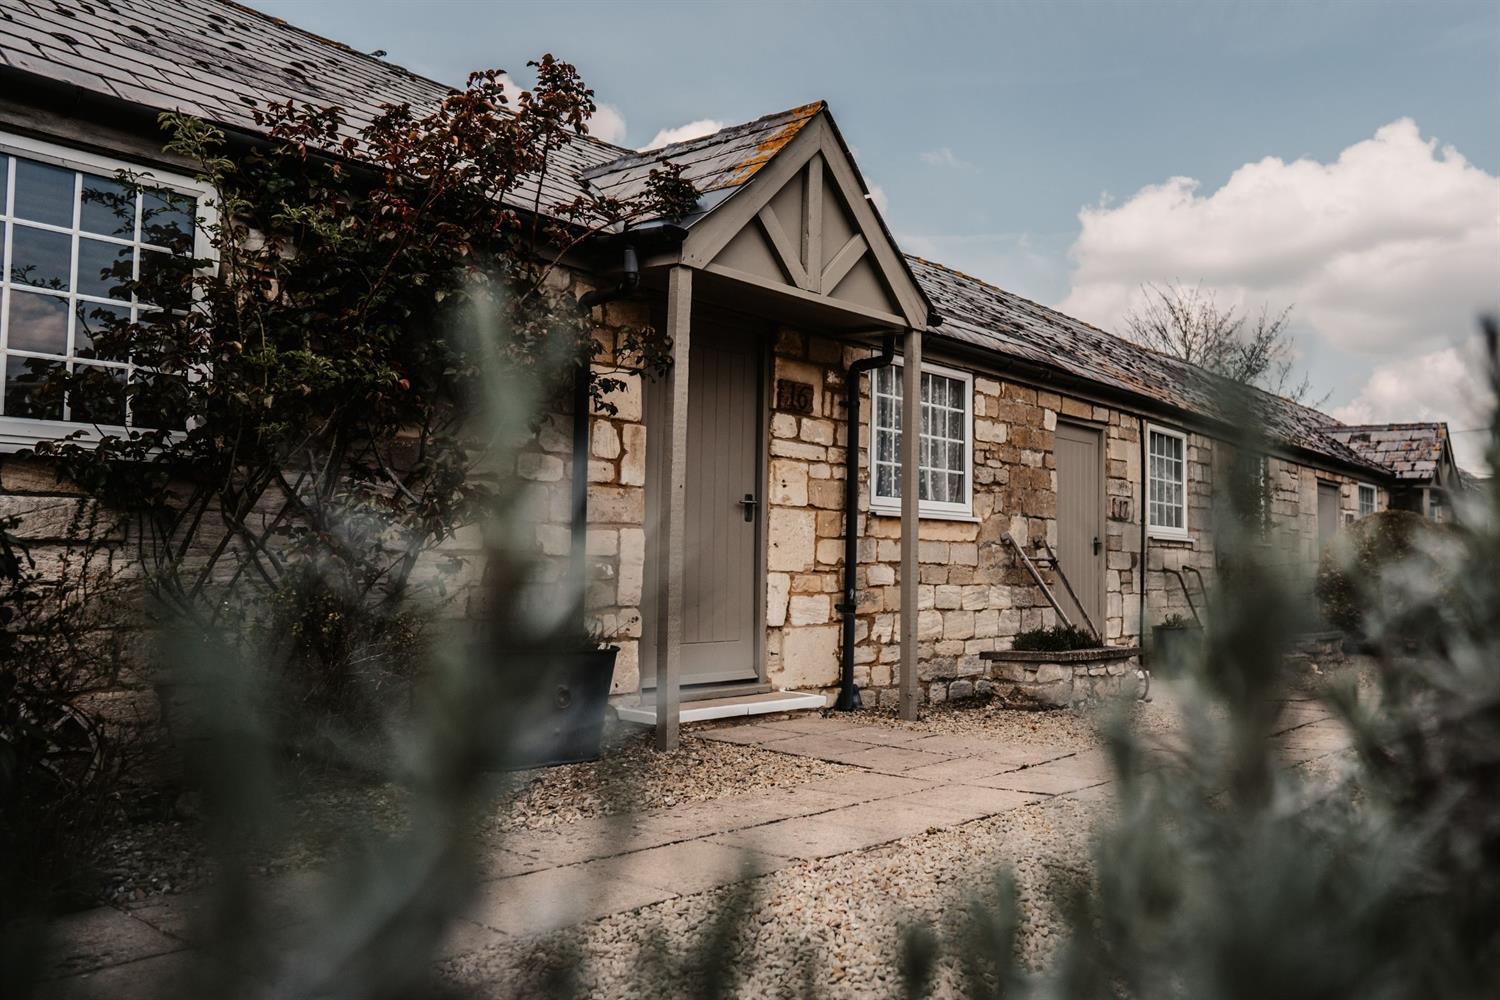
[
  {"x1": 1, "y1": 142, "x2": 198, "y2": 434},
  {"x1": 1358, "y1": 483, "x2": 1377, "y2": 517},
  {"x1": 871, "y1": 361, "x2": 972, "y2": 517},
  {"x1": 1147, "y1": 425, "x2": 1188, "y2": 536}
]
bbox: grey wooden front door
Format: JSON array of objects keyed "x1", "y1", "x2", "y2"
[
  {"x1": 1317, "y1": 481, "x2": 1340, "y2": 547},
  {"x1": 1055, "y1": 421, "x2": 1105, "y2": 632},
  {"x1": 680, "y1": 328, "x2": 761, "y2": 684}
]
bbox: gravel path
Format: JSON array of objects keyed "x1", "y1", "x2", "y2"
[
  {"x1": 443, "y1": 697, "x2": 1144, "y2": 997},
  {"x1": 491, "y1": 724, "x2": 852, "y2": 834},
  {"x1": 90, "y1": 719, "x2": 851, "y2": 906},
  {"x1": 445, "y1": 793, "x2": 1109, "y2": 998}
]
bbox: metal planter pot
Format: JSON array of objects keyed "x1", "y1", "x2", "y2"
[{"x1": 500, "y1": 645, "x2": 618, "y2": 769}]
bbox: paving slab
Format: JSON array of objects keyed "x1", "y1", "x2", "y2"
[
  {"x1": 436, "y1": 917, "x2": 509, "y2": 961},
  {"x1": 599, "y1": 838, "x2": 788, "y2": 896},
  {"x1": 38, "y1": 951, "x2": 195, "y2": 1000},
  {"x1": 467, "y1": 861, "x2": 679, "y2": 937},
  {"x1": 966, "y1": 765, "x2": 1111, "y2": 797},
  {"x1": 43, "y1": 907, "x2": 185, "y2": 979},
  {"x1": 813, "y1": 797, "x2": 972, "y2": 837},
  {"x1": 900, "y1": 755, "x2": 1017, "y2": 784},
  {"x1": 708, "y1": 814, "x2": 911, "y2": 860},
  {"x1": 840, "y1": 744, "x2": 957, "y2": 774},
  {"x1": 759, "y1": 733, "x2": 892, "y2": 764},
  {"x1": 753, "y1": 717, "x2": 870, "y2": 736},
  {"x1": 894, "y1": 784, "x2": 1042, "y2": 820},
  {"x1": 694, "y1": 724, "x2": 798, "y2": 746},
  {"x1": 795, "y1": 771, "x2": 935, "y2": 802},
  {"x1": 838, "y1": 725, "x2": 940, "y2": 746},
  {"x1": 621, "y1": 786, "x2": 853, "y2": 844}
]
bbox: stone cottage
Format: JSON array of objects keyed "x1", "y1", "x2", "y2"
[{"x1": 0, "y1": 0, "x2": 1445, "y2": 742}]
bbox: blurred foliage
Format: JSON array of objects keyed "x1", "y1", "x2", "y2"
[{"x1": 1315, "y1": 508, "x2": 1432, "y2": 634}]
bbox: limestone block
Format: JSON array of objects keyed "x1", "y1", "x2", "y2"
[
  {"x1": 934, "y1": 584, "x2": 962, "y2": 609},
  {"x1": 619, "y1": 424, "x2": 647, "y2": 486},
  {"x1": 944, "y1": 610, "x2": 975, "y2": 640},
  {"x1": 788, "y1": 594, "x2": 831, "y2": 626},
  {"x1": 1033, "y1": 663, "x2": 1067, "y2": 685},
  {"x1": 951, "y1": 543, "x2": 979, "y2": 566},
  {"x1": 599, "y1": 372, "x2": 642, "y2": 422},
  {"x1": 516, "y1": 452, "x2": 564, "y2": 482},
  {"x1": 781, "y1": 624, "x2": 840, "y2": 687},
  {"x1": 800, "y1": 418, "x2": 835, "y2": 446},
  {"x1": 591, "y1": 420, "x2": 621, "y2": 459},
  {"x1": 768, "y1": 508, "x2": 816, "y2": 571},
  {"x1": 766, "y1": 572, "x2": 791, "y2": 627},
  {"x1": 815, "y1": 539, "x2": 842, "y2": 565},
  {"x1": 771, "y1": 413, "x2": 798, "y2": 439},
  {"x1": 867, "y1": 563, "x2": 895, "y2": 586},
  {"x1": 589, "y1": 486, "x2": 644, "y2": 524},
  {"x1": 949, "y1": 679, "x2": 975, "y2": 700},
  {"x1": 918, "y1": 608, "x2": 944, "y2": 640},
  {"x1": 769, "y1": 458, "x2": 810, "y2": 507},
  {"x1": 617, "y1": 527, "x2": 644, "y2": 606},
  {"x1": 771, "y1": 439, "x2": 827, "y2": 462}
]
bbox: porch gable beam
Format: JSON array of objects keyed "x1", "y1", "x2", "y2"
[
  {"x1": 756, "y1": 205, "x2": 809, "y2": 289},
  {"x1": 820, "y1": 233, "x2": 868, "y2": 295}
]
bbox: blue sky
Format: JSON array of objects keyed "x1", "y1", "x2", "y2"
[{"x1": 257, "y1": 0, "x2": 1500, "y2": 462}]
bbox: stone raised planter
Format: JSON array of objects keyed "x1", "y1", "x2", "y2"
[{"x1": 979, "y1": 646, "x2": 1144, "y2": 709}]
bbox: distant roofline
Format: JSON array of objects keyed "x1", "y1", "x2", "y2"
[
  {"x1": 1329, "y1": 422, "x2": 1448, "y2": 433},
  {"x1": 906, "y1": 253, "x2": 1349, "y2": 432}
]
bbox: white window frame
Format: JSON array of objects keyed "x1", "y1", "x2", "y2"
[
  {"x1": 1146, "y1": 423, "x2": 1190, "y2": 540},
  {"x1": 1357, "y1": 482, "x2": 1377, "y2": 518},
  {"x1": 867, "y1": 356, "x2": 974, "y2": 521},
  {"x1": 0, "y1": 130, "x2": 216, "y2": 453}
]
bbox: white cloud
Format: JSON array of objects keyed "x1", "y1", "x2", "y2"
[
  {"x1": 642, "y1": 119, "x2": 726, "y2": 151},
  {"x1": 589, "y1": 104, "x2": 628, "y2": 145},
  {"x1": 866, "y1": 182, "x2": 890, "y2": 215},
  {"x1": 1055, "y1": 118, "x2": 1500, "y2": 471},
  {"x1": 920, "y1": 146, "x2": 974, "y2": 169},
  {"x1": 1058, "y1": 118, "x2": 1500, "y2": 359},
  {"x1": 1331, "y1": 345, "x2": 1492, "y2": 470}
]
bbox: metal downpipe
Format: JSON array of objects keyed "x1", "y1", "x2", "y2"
[{"x1": 835, "y1": 334, "x2": 896, "y2": 711}]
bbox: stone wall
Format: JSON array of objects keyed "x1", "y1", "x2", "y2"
[
  {"x1": 979, "y1": 648, "x2": 1145, "y2": 708},
  {"x1": 762, "y1": 329, "x2": 1387, "y2": 708}
]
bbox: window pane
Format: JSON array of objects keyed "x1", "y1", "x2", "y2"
[
  {"x1": 1, "y1": 155, "x2": 8, "y2": 213},
  {"x1": 10, "y1": 224, "x2": 73, "y2": 290},
  {"x1": 137, "y1": 249, "x2": 193, "y2": 309},
  {"x1": 75, "y1": 301, "x2": 132, "y2": 361},
  {"x1": 4, "y1": 354, "x2": 65, "y2": 419},
  {"x1": 76, "y1": 238, "x2": 135, "y2": 300},
  {"x1": 12, "y1": 158, "x2": 74, "y2": 227},
  {"x1": 875, "y1": 463, "x2": 893, "y2": 500},
  {"x1": 142, "y1": 188, "x2": 194, "y2": 252},
  {"x1": 80, "y1": 174, "x2": 136, "y2": 238},
  {"x1": 6, "y1": 290, "x2": 70, "y2": 354},
  {"x1": 69, "y1": 363, "x2": 126, "y2": 425}
]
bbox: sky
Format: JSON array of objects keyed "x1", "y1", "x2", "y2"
[{"x1": 255, "y1": 0, "x2": 1500, "y2": 467}]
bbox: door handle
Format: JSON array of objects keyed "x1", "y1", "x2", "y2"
[
  {"x1": 739, "y1": 494, "x2": 758, "y2": 522},
  {"x1": 1093, "y1": 536, "x2": 1101, "y2": 556}
]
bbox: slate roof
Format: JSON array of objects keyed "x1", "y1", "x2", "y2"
[
  {"x1": 582, "y1": 102, "x2": 825, "y2": 219},
  {"x1": 0, "y1": 0, "x2": 627, "y2": 209},
  {"x1": 1, "y1": 1, "x2": 1402, "y2": 479},
  {"x1": 907, "y1": 256, "x2": 1383, "y2": 472},
  {"x1": 1323, "y1": 424, "x2": 1452, "y2": 482}
]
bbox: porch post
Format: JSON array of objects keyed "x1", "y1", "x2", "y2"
[
  {"x1": 655, "y1": 266, "x2": 692, "y2": 750},
  {"x1": 899, "y1": 326, "x2": 922, "y2": 720}
]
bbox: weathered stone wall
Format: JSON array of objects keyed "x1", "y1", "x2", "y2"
[{"x1": 763, "y1": 329, "x2": 1387, "y2": 707}]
